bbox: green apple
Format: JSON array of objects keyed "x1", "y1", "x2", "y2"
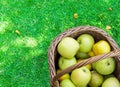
[
  {"x1": 76, "y1": 51, "x2": 89, "y2": 59},
  {"x1": 57, "y1": 37, "x2": 79, "y2": 58},
  {"x1": 60, "y1": 79, "x2": 76, "y2": 87},
  {"x1": 58, "y1": 56, "x2": 77, "y2": 70},
  {"x1": 89, "y1": 70, "x2": 104, "y2": 87},
  {"x1": 102, "y1": 77, "x2": 120, "y2": 87},
  {"x1": 95, "y1": 57, "x2": 116, "y2": 75},
  {"x1": 77, "y1": 34, "x2": 94, "y2": 53},
  {"x1": 71, "y1": 66, "x2": 91, "y2": 87}
]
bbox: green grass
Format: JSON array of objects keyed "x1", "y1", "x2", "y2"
[{"x1": 0, "y1": 0, "x2": 120, "y2": 87}]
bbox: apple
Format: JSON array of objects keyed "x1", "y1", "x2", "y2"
[
  {"x1": 95, "y1": 57, "x2": 116, "y2": 75},
  {"x1": 57, "y1": 37, "x2": 79, "y2": 58},
  {"x1": 57, "y1": 69, "x2": 70, "y2": 81},
  {"x1": 71, "y1": 66, "x2": 91, "y2": 87},
  {"x1": 77, "y1": 34, "x2": 94, "y2": 53},
  {"x1": 76, "y1": 51, "x2": 89, "y2": 59},
  {"x1": 58, "y1": 56, "x2": 77, "y2": 70},
  {"x1": 89, "y1": 70, "x2": 104, "y2": 87},
  {"x1": 93, "y1": 40, "x2": 111, "y2": 55},
  {"x1": 88, "y1": 51, "x2": 95, "y2": 57},
  {"x1": 102, "y1": 77, "x2": 120, "y2": 87},
  {"x1": 60, "y1": 79, "x2": 76, "y2": 87}
]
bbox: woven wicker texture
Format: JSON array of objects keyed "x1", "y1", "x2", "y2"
[{"x1": 48, "y1": 26, "x2": 120, "y2": 87}]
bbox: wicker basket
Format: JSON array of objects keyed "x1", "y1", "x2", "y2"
[{"x1": 48, "y1": 26, "x2": 120, "y2": 87}]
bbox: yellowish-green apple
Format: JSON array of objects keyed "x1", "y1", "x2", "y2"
[
  {"x1": 57, "y1": 37, "x2": 79, "y2": 58},
  {"x1": 102, "y1": 77, "x2": 120, "y2": 87},
  {"x1": 71, "y1": 66, "x2": 91, "y2": 87},
  {"x1": 95, "y1": 57, "x2": 116, "y2": 75},
  {"x1": 77, "y1": 34, "x2": 94, "y2": 53},
  {"x1": 58, "y1": 56, "x2": 76, "y2": 70},
  {"x1": 89, "y1": 70, "x2": 104, "y2": 87},
  {"x1": 60, "y1": 79, "x2": 76, "y2": 87}
]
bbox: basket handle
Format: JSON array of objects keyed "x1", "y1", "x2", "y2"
[{"x1": 52, "y1": 49, "x2": 120, "y2": 84}]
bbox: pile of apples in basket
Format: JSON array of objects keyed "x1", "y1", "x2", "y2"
[{"x1": 57, "y1": 34, "x2": 120, "y2": 87}]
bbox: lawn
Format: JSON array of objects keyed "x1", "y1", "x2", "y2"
[{"x1": 0, "y1": 0, "x2": 120, "y2": 87}]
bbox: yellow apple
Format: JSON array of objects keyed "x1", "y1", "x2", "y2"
[
  {"x1": 93, "y1": 40, "x2": 111, "y2": 55},
  {"x1": 88, "y1": 51, "x2": 95, "y2": 57},
  {"x1": 57, "y1": 69, "x2": 70, "y2": 81}
]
